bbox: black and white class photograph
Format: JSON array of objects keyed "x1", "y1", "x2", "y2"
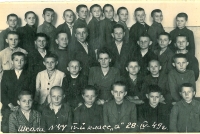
[{"x1": 0, "y1": 0, "x2": 200, "y2": 133}]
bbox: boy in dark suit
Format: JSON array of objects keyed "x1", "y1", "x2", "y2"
[
  {"x1": 170, "y1": 13, "x2": 195, "y2": 55},
  {"x1": 0, "y1": 14, "x2": 18, "y2": 51},
  {"x1": 129, "y1": 7, "x2": 149, "y2": 51},
  {"x1": 103, "y1": 81, "x2": 137, "y2": 132},
  {"x1": 99, "y1": 4, "x2": 117, "y2": 47},
  {"x1": 1, "y1": 52, "x2": 33, "y2": 132},
  {"x1": 9, "y1": 90, "x2": 42, "y2": 133}
]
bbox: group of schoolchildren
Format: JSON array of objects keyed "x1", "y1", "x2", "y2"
[{"x1": 0, "y1": 3, "x2": 200, "y2": 133}]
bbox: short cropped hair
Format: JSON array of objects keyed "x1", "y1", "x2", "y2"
[
  {"x1": 44, "y1": 53, "x2": 58, "y2": 61},
  {"x1": 112, "y1": 24, "x2": 124, "y2": 33},
  {"x1": 158, "y1": 32, "x2": 171, "y2": 40},
  {"x1": 7, "y1": 13, "x2": 18, "y2": 20},
  {"x1": 55, "y1": 31, "x2": 69, "y2": 39},
  {"x1": 148, "y1": 59, "x2": 160, "y2": 67},
  {"x1": 117, "y1": 7, "x2": 128, "y2": 15},
  {"x1": 82, "y1": 85, "x2": 98, "y2": 96},
  {"x1": 11, "y1": 52, "x2": 26, "y2": 61},
  {"x1": 75, "y1": 24, "x2": 88, "y2": 33},
  {"x1": 50, "y1": 86, "x2": 64, "y2": 95},
  {"x1": 76, "y1": 4, "x2": 88, "y2": 13},
  {"x1": 18, "y1": 90, "x2": 33, "y2": 100},
  {"x1": 139, "y1": 33, "x2": 151, "y2": 41},
  {"x1": 43, "y1": 8, "x2": 54, "y2": 15},
  {"x1": 151, "y1": 9, "x2": 162, "y2": 17},
  {"x1": 6, "y1": 31, "x2": 19, "y2": 38},
  {"x1": 35, "y1": 33, "x2": 49, "y2": 41},
  {"x1": 103, "y1": 4, "x2": 114, "y2": 13},
  {"x1": 134, "y1": 7, "x2": 145, "y2": 15},
  {"x1": 126, "y1": 59, "x2": 140, "y2": 67},
  {"x1": 68, "y1": 59, "x2": 81, "y2": 67},
  {"x1": 111, "y1": 81, "x2": 127, "y2": 91},
  {"x1": 97, "y1": 47, "x2": 111, "y2": 59},
  {"x1": 176, "y1": 12, "x2": 188, "y2": 21},
  {"x1": 90, "y1": 4, "x2": 102, "y2": 12},
  {"x1": 147, "y1": 84, "x2": 162, "y2": 94},
  {"x1": 25, "y1": 11, "x2": 36, "y2": 18},
  {"x1": 175, "y1": 34, "x2": 188, "y2": 41},
  {"x1": 63, "y1": 9, "x2": 76, "y2": 18},
  {"x1": 172, "y1": 54, "x2": 188, "y2": 63},
  {"x1": 179, "y1": 83, "x2": 195, "y2": 92}
]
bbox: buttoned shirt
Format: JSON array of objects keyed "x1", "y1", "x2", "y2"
[
  {"x1": 115, "y1": 41, "x2": 123, "y2": 54},
  {"x1": 15, "y1": 69, "x2": 22, "y2": 79},
  {"x1": 21, "y1": 109, "x2": 31, "y2": 121}
]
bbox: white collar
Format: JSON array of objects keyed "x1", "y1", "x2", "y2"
[{"x1": 71, "y1": 74, "x2": 79, "y2": 78}]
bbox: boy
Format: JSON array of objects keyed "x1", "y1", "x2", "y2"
[
  {"x1": 175, "y1": 34, "x2": 199, "y2": 81},
  {"x1": 54, "y1": 32, "x2": 70, "y2": 73},
  {"x1": 88, "y1": 4, "x2": 102, "y2": 52},
  {"x1": 138, "y1": 85, "x2": 170, "y2": 132},
  {"x1": 117, "y1": 7, "x2": 129, "y2": 43},
  {"x1": 168, "y1": 54, "x2": 196, "y2": 103},
  {"x1": 121, "y1": 59, "x2": 144, "y2": 105},
  {"x1": 103, "y1": 81, "x2": 137, "y2": 132},
  {"x1": 99, "y1": 4, "x2": 117, "y2": 47},
  {"x1": 88, "y1": 48, "x2": 120, "y2": 103},
  {"x1": 0, "y1": 14, "x2": 18, "y2": 51},
  {"x1": 170, "y1": 13, "x2": 195, "y2": 55},
  {"x1": 56, "y1": 9, "x2": 76, "y2": 44},
  {"x1": 34, "y1": 53, "x2": 65, "y2": 106},
  {"x1": 148, "y1": 9, "x2": 165, "y2": 51},
  {"x1": 128, "y1": 33, "x2": 157, "y2": 77},
  {"x1": 41, "y1": 86, "x2": 72, "y2": 132},
  {"x1": 17, "y1": 11, "x2": 37, "y2": 52},
  {"x1": 129, "y1": 7, "x2": 149, "y2": 50},
  {"x1": 62, "y1": 60, "x2": 88, "y2": 109},
  {"x1": 108, "y1": 24, "x2": 133, "y2": 75},
  {"x1": 1, "y1": 52, "x2": 33, "y2": 132},
  {"x1": 141, "y1": 60, "x2": 170, "y2": 103},
  {"x1": 0, "y1": 31, "x2": 27, "y2": 80},
  {"x1": 170, "y1": 83, "x2": 200, "y2": 132},
  {"x1": 154, "y1": 32, "x2": 174, "y2": 75},
  {"x1": 37, "y1": 8, "x2": 56, "y2": 52},
  {"x1": 9, "y1": 90, "x2": 42, "y2": 133},
  {"x1": 73, "y1": 85, "x2": 103, "y2": 133}
]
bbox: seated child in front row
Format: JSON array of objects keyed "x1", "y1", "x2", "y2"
[
  {"x1": 170, "y1": 83, "x2": 200, "y2": 132},
  {"x1": 35, "y1": 53, "x2": 65, "y2": 107},
  {"x1": 168, "y1": 54, "x2": 196, "y2": 103},
  {"x1": 103, "y1": 81, "x2": 137, "y2": 132},
  {"x1": 41, "y1": 86, "x2": 72, "y2": 133},
  {"x1": 138, "y1": 85, "x2": 170, "y2": 132},
  {"x1": 175, "y1": 34, "x2": 199, "y2": 81},
  {"x1": 73, "y1": 85, "x2": 103, "y2": 133},
  {"x1": 62, "y1": 60, "x2": 88, "y2": 109},
  {"x1": 9, "y1": 90, "x2": 41, "y2": 133}
]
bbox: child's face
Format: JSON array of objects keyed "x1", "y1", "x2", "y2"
[
  {"x1": 112, "y1": 27, "x2": 125, "y2": 42},
  {"x1": 147, "y1": 92, "x2": 161, "y2": 107},
  {"x1": 6, "y1": 34, "x2": 19, "y2": 49},
  {"x1": 25, "y1": 13, "x2": 36, "y2": 26},
  {"x1": 7, "y1": 16, "x2": 18, "y2": 28},
  {"x1": 50, "y1": 89, "x2": 65, "y2": 106},
  {"x1": 118, "y1": 9, "x2": 128, "y2": 22},
  {"x1": 78, "y1": 7, "x2": 88, "y2": 19},
  {"x1": 43, "y1": 58, "x2": 57, "y2": 71},
  {"x1": 98, "y1": 53, "x2": 111, "y2": 68},
  {"x1": 148, "y1": 61, "x2": 161, "y2": 76},
  {"x1": 43, "y1": 11, "x2": 54, "y2": 23},
  {"x1": 17, "y1": 95, "x2": 33, "y2": 111},
  {"x1": 35, "y1": 37, "x2": 47, "y2": 49},
  {"x1": 137, "y1": 37, "x2": 151, "y2": 50},
  {"x1": 67, "y1": 61, "x2": 81, "y2": 75},
  {"x1": 180, "y1": 87, "x2": 195, "y2": 103},
  {"x1": 91, "y1": 7, "x2": 102, "y2": 19},
  {"x1": 63, "y1": 11, "x2": 74, "y2": 23},
  {"x1": 153, "y1": 12, "x2": 163, "y2": 23},
  {"x1": 173, "y1": 58, "x2": 188, "y2": 72},
  {"x1": 111, "y1": 85, "x2": 127, "y2": 104},
  {"x1": 75, "y1": 28, "x2": 88, "y2": 43},
  {"x1": 82, "y1": 90, "x2": 96, "y2": 106},
  {"x1": 104, "y1": 6, "x2": 114, "y2": 20},
  {"x1": 176, "y1": 17, "x2": 187, "y2": 29},
  {"x1": 135, "y1": 10, "x2": 146, "y2": 23},
  {"x1": 56, "y1": 33, "x2": 68, "y2": 49},
  {"x1": 12, "y1": 55, "x2": 25, "y2": 70},
  {"x1": 175, "y1": 36, "x2": 189, "y2": 50},
  {"x1": 158, "y1": 35, "x2": 171, "y2": 49},
  {"x1": 126, "y1": 62, "x2": 140, "y2": 75}
]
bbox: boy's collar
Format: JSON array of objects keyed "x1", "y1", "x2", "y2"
[
  {"x1": 71, "y1": 73, "x2": 79, "y2": 78},
  {"x1": 182, "y1": 99, "x2": 195, "y2": 106},
  {"x1": 21, "y1": 108, "x2": 31, "y2": 114},
  {"x1": 176, "y1": 26, "x2": 186, "y2": 30},
  {"x1": 136, "y1": 21, "x2": 145, "y2": 25},
  {"x1": 43, "y1": 21, "x2": 52, "y2": 26},
  {"x1": 8, "y1": 27, "x2": 17, "y2": 31},
  {"x1": 9, "y1": 46, "x2": 18, "y2": 51}
]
